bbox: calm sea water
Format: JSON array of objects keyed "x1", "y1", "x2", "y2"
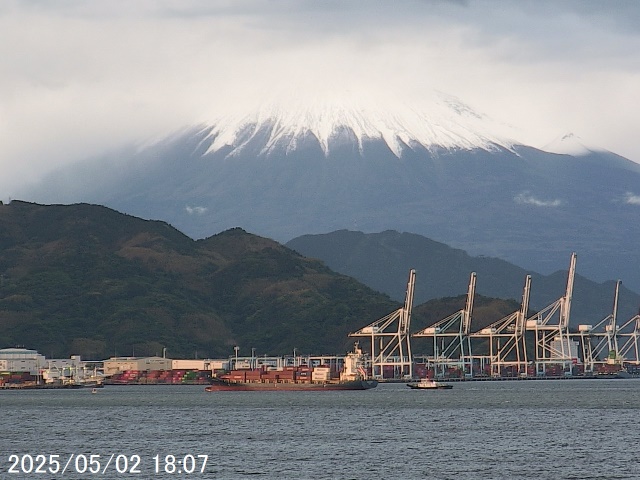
[{"x1": 2, "y1": 380, "x2": 640, "y2": 479}]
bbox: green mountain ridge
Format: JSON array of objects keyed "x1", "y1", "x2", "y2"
[
  {"x1": 0, "y1": 201, "x2": 531, "y2": 360},
  {"x1": 286, "y1": 230, "x2": 640, "y2": 325},
  {"x1": 0, "y1": 201, "x2": 403, "y2": 359}
]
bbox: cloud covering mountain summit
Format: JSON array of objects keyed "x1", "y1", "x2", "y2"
[{"x1": 17, "y1": 91, "x2": 640, "y2": 294}]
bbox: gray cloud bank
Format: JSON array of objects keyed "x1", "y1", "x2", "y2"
[{"x1": 1, "y1": 0, "x2": 639, "y2": 195}]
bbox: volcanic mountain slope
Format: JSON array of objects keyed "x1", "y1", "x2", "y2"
[
  {"x1": 0, "y1": 201, "x2": 402, "y2": 359},
  {"x1": 19, "y1": 94, "x2": 640, "y2": 292}
]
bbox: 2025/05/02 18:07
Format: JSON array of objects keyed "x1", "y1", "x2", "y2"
[{"x1": 6, "y1": 453, "x2": 209, "y2": 476}]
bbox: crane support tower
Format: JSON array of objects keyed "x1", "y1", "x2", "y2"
[
  {"x1": 471, "y1": 275, "x2": 531, "y2": 377},
  {"x1": 578, "y1": 281, "x2": 640, "y2": 373},
  {"x1": 413, "y1": 272, "x2": 476, "y2": 378},
  {"x1": 575, "y1": 280, "x2": 623, "y2": 373},
  {"x1": 618, "y1": 311, "x2": 640, "y2": 366},
  {"x1": 350, "y1": 269, "x2": 416, "y2": 379},
  {"x1": 526, "y1": 252, "x2": 577, "y2": 376}
]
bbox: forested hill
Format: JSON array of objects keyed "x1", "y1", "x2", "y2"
[{"x1": 0, "y1": 201, "x2": 401, "y2": 359}]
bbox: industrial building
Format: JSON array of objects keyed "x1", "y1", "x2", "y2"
[
  {"x1": 102, "y1": 356, "x2": 173, "y2": 376},
  {"x1": 0, "y1": 348, "x2": 46, "y2": 375}
]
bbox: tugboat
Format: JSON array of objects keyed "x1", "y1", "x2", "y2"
[{"x1": 406, "y1": 378, "x2": 453, "y2": 390}]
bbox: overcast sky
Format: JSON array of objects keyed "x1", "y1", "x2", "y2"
[{"x1": 1, "y1": 0, "x2": 639, "y2": 196}]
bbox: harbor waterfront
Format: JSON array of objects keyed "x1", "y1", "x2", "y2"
[
  {"x1": 2, "y1": 381, "x2": 640, "y2": 479},
  {"x1": 4, "y1": 255, "x2": 640, "y2": 390}
]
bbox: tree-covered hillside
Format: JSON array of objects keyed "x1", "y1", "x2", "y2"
[{"x1": 0, "y1": 201, "x2": 399, "y2": 359}]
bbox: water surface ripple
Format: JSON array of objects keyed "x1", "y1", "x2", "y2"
[{"x1": 2, "y1": 380, "x2": 639, "y2": 479}]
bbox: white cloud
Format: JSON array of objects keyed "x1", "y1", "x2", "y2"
[
  {"x1": 514, "y1": 192, "x2": 561, "y2": 208},
  {"x1": 624, "y1": 192, "x2": 640, "y2": 205},
  {"x1": 1, "y1": 1, "x2": 639, "y2": 195},
  {"x1": 185, "y1": 205, "x2": 208, "y2": 215}
]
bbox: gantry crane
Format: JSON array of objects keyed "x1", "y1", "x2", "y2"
[
  {"x1": 413, "y1": 272, "x2": 476, "y2": 377},
  {"x1": 471, "y1": 275, "x2": 531, "y2": 377},
  {"x1": 618, "y1": 310, "x2": 640, "y2": 366},
  {"x1": 526, "y1": 252, "x2": 577, "y2": 375},
  {"x1": 350, "y1": 269, "x2": 416, "y2": 379},
  {"x1": 576, "y1": 280, "x2": 622, "y2": 373}
]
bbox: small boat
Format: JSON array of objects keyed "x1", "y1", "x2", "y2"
[
  {"x1": 91, "y1": 388, "x2": 98, "y2": 394},
  {"x1": 407, "y1": 379, "x2": 453, "y2": 390}
]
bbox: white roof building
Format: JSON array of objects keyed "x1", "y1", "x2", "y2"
[{"x1": 0, "y1": 348, "x2": 47, "y2": 375}]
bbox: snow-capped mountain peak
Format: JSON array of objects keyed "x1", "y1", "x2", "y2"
[
  {"x1": 542, "y1": 133, "x2": 597, "y2": 156},
  {"x1": 201, "y1": 91, "x2": 518, "y2": 157}
]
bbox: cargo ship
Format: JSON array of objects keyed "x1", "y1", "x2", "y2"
[{"x1": 205, "y1": 343, "x2": 378, "y2": 391}]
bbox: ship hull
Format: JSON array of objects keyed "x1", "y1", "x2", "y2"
[
  {"x1": 205, "y1": 379, "x2": 378, "y2": 392},
  {"x1": 407, "y1": 382, "x2": 453, "y2": 390}
]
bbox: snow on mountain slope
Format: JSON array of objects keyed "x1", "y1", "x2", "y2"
[
  {"x1": 202, "y1": 91, "x2": 519, "y2": 157},
  {"x1": 542, "y1": 133, "x2": 596, "y2": 156},
  {"x1": 16, "y1": 87, "x2": 640, "y2": 293}
]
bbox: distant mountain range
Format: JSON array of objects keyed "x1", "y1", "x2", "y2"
[
  {"x1": 286, "y1": 230, "x2": 640, "y2": 326},
  {"x1": 2, "y1": 202, "x2": 633, "y2": 360},
  {"x1": 17, "y1": 95, "x2": 640, "y2": 292}
]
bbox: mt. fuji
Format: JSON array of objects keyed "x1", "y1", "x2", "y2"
[
  {"x1": 17, "y1": 93, "x2": 640, "y2": 292},
  {"x1": 200, "y1": 92, "x2": 516, "y2": 158}
]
